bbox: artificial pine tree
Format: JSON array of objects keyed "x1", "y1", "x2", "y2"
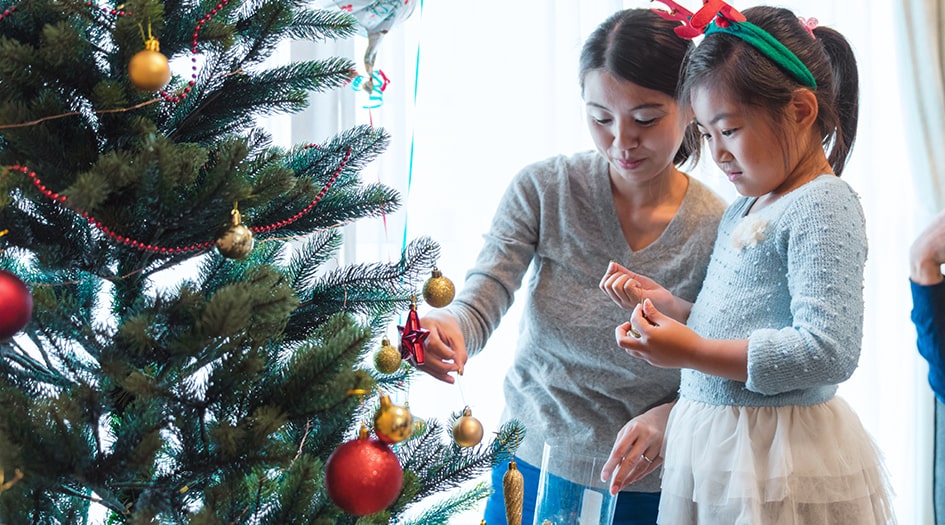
[{"x1": 0, "y1": 0, "x2": 524, "y2": 522}]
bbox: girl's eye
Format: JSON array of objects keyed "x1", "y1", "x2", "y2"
[
  {"x1": 592, "y1": 117, "x2": 613, "y2": 125},
  {"x1": 720, "y1": 128, "x2": 736, "y2": 137},
  {"x1": 636, "y1": 117, "x2": 658, "y2": 126}
]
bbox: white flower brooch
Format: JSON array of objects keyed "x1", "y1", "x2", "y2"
[{"x1": 731, "y1": 216, "x2": 768, "y2": 250}]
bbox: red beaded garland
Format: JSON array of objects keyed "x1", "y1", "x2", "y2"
[{"x1": 6, "y1": 147, "x2": 350, "y2": 254}]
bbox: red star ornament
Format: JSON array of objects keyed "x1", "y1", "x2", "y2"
[{"x1": 397, "y1": 303, "x2": 429, "y2": 365}]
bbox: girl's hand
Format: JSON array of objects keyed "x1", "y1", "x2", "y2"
[
  {"x1": 619, "y1": 299, "x2": 751, "y2": 381},
  {"x1": 614, "y1": 299, "x2": 702, "y2": 369},
  {"x1": 600, "y1": 402, "x2": 673, "y2": 494},
  {"x1": 599, "y1": 261, "x2": 690, "y2": 322}
]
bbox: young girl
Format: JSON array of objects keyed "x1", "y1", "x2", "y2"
[{"x1": 599, "y1": 3, "x2": 896, "y2": 523}]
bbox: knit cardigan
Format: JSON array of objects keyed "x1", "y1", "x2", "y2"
[{"x1": 683, "y1": 175, "x2": 868, "y2": 407}]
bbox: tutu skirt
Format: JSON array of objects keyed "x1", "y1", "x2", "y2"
[{"x1": 657, "y1": 397, "x2": 896, "y2": 525}]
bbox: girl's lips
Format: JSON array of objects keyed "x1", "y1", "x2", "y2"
[{"x1": 726, "y1": 171, "x2": 742, "y2": 182}]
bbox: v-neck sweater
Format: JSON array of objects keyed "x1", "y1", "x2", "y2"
[{"x1": 446, "y1": 151, "x2": 726, "y2": 491}]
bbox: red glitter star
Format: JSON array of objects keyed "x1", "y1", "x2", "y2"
[{"x1": 397, "y1": 303, "x2": 429, "y2": 365}]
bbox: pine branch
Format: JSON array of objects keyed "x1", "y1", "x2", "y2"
[{"x1": 397, "y1": 482, "x2": 492, "y2": 525}]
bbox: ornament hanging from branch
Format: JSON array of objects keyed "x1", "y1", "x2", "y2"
[
  {"x1": 397, "y1": 296, "x2": 429, "y2": 365},
  {"x1": 373, "y1": 336, "x2": 402, "y2": 374},
  {"x1": 452, "y1": 406, "x2": 483, "y2": 448},
  {"x1": 503, "y1": 459, "x2": 524, "y2": 525},
  {"x1": 422, "y1": 267, "x2": 454, "y2": 308},
  {"x1": 128, "y1": 23, "x2": 171, "y2": 92},
  {"x1": 324, "y1": 425, "x2": 404, "y2": 516},
  {"x1": 0, "y1": 269, "x2": 32, "y2": 340},
  {"x1": 372, "y1": 393, "x2": 413, "y2": 444},
  {"x1": 214, "y1": 203, "x2": 254, "y2": 259}
]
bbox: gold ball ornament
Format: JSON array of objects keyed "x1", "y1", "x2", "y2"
[
  {"x1": 128, "y1": 38, "x2": 171, "y2": 92},
  {"x1": 410, "y1": 415, "x2": 427, "y2": 439},
  {"x1": 373, "y1": 337, "x2": 402, "y2": 374},
  {"x1": 215, "y1": 208, "x2": 254, "y2": 259},
  {"x1": 373, "y1": 394, "x2": 413, "y2": 444},
  {"x1": 422, "y1": 268, "x2": 455, "y2": 308},
  {"x1": 452, "y1": 406, "x2": 484, "y2": 447}
]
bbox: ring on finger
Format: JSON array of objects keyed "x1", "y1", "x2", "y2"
[
  {"x1": 628, "y1": 326, "x2": 641, "y2": 338},
  {"x1": 641, "y1": 453, "x2": 654, "y2": 464}
]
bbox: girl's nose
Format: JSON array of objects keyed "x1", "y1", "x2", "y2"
[{"x1": 710, "y1": 141, "x2": 732, "y2": 164}]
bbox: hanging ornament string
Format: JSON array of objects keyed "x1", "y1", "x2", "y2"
[
  {"x1": 390, "y1": 0, "x2": 423, "y2": 336},
  {"x1": 400, "y1": 0, "x2": 423, "y2": 256},
  {"x1": 2, "y1": 147, "x2": 350, "y2": 254}
]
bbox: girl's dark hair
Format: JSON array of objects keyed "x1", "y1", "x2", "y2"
[
  {"x1": 679, "y1": 6, "x2": 859, "y2": 175},
  {"x1": 580, "y1": 9, "x2": 698, "y2": 166}
]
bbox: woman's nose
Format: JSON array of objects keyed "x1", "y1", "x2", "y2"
[{"x1": 614, "y1": 122, "x2": 640, "y2": 150}]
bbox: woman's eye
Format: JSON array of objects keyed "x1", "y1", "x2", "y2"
[
  {"x1": 592, "y1": 117, "x2": 613, "y2": 125},
  {"x1": 720, "y1": 128, "x2": 736, "y2": 137}
]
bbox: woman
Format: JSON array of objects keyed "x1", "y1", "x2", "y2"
[{"x1": 418, "y1": 9, "x2": 727, "y2": 524}]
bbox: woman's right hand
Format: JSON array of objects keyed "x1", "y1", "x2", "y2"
[
  {"x1": 416, "y1": 309, "x2": 468, "y2": 383},
  {"x1": 599, "y1": 261, "x2": 684, "y2": 320}
]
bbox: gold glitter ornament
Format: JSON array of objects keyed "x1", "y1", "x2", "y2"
[
  {"x1": 373, "y1": 337, "x2": 402, "y2": 374},
  {"x1": 422, "y1": 268, "x2": 455, "y2": 308},
  {"x1": 410, "y1": 415, "x2": 427, "y2": 439},
  {"x1": 452, "y1": 406, "x2": 484, "y2": 447},
  {"x1": 503, "y1": 460, "x2": 524, "y2": 525},
  {"x1": 373, "y1": 394, "x2": 413, "y2": 444},
  {"x1": 215, "y1": 206, "x2": 254, "y2": 259},
  {"x1": 128, "y1": 37, "x2": 171, "y2": 92}
]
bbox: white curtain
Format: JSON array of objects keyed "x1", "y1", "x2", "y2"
[
  {"x1": 271, "y1": 1, "x2": 930, "y2": 522},
  {"x1": 893, "y1": 0, "x2": 945, "y2": 523},
  {"x1": 895, "y1": 0, "x2": 945, "y2": 215}
]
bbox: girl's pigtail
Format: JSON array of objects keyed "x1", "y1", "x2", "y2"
[{"x1": 814, "y1": 26, "x2": 859, "y2": 176}]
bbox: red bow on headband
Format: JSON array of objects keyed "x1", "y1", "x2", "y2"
[{"x1": 652, "y1": 0, "x2": 746, "y2": 39}]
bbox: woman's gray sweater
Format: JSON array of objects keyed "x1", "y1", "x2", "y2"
[{"x1": 446, "y1": 151, "x2": 726, "y2": 491}]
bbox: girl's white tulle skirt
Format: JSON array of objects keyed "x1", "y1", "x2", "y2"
[{"x1": 657, "y1": 397, "x2": 897, "y2": 525}]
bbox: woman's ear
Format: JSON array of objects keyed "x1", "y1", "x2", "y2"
[{"x1": 789, "y1": 88, "x2": 819, "y2": 128}]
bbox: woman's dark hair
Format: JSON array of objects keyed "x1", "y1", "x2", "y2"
[
  {"x1": 579, "y1": 9, "x2": 698, "y2": 166},
  {"x1": 679, "y1": 6, "x2": 859, "y2": 175}
]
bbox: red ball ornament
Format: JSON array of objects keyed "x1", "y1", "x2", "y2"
[
  {"x1": 0, "y1": 270, "x2": 32, "y2": 340},
  {"x1": 324, "y1": 428, "x2": 403, "y2": 516}
]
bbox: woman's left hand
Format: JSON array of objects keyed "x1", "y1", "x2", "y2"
[{"x1": 600, "y1": 402, "x2": 673, "y2": 494}]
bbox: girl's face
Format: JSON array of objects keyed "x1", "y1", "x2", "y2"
[
  {"x1": 583, "y1": 69, "x2": 686, "y2": 184},
  {"x1": 691, "y1": 85, "x2": 811, "y2": 198}
]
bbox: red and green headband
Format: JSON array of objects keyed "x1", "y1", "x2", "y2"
[{"x1": 652, "y1": 0, "x2": 817, "y2": 89}]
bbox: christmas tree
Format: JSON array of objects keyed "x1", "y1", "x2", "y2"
[{"x1": 0, "y1": 0, "x2": 524, "y2": 522}]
